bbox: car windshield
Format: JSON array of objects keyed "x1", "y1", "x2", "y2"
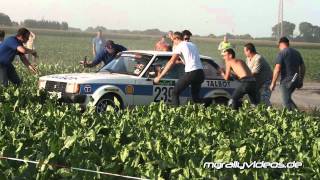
[{"x1": 99, "y1": 53, "x2": 153, "y2": 76}]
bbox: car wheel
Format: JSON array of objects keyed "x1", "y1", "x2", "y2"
[
  {"x1": 95, "y1": 94, "x2": 121, "y2": 113},
  {"x1": 213, "y1": 97, "x2": 229, "y2": 105}
]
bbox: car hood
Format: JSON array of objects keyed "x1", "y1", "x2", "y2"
[{"x1": 39, "y1": 73, "x2": 138, "y2": 84}]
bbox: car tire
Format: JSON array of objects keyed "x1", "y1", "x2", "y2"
[
  {"x1": 213, "y1": 97, "x2": 229, "y2": 105},
  {"x1": 95, "y1": 94, "x2": 121, "y2": 113}
]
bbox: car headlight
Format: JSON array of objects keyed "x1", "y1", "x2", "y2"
[
  {"x1": 38, "y1": 80, "x2": 46, "y2": 89},
  {"x1": 65, "y1": 83, "x2": 80, "y2": 93}
]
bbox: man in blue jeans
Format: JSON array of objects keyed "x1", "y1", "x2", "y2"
[
  {"x1": 0, "y1": 28, "x2": 38, "y2": 86},
  {"x1": 154, "y1": 31, "x2": 204, "y2": 106},
  {"x1": 270, "y1": 37, "x2": 305, "y2": 110}
]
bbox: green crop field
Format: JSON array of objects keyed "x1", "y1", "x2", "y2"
[{"x1": 0, "y1": 28, "x2": 320, "y2": 179}]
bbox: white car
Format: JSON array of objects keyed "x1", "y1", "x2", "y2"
[{"x1": 38, "y1": 50, "x2": 239, "y2": 112}]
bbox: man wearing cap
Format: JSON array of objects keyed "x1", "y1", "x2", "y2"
[
  {"x1": 0, "y1": 28, "x2": 38, "y2": 86},
  {"x1": 270, "y1": 37, "x2": 305, "y2": 110},
  {"x1": 81, "y1": 40, "x2": 127, "y2": 68},
  {"x1": 154, "y1": 31, "x2": 205, "y2": 106}
]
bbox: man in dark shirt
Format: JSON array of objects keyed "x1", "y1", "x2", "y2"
[
  {"x1": 81, "y1": 40, "x2": 127, "y2": 68},
  {"x1": 0, "y1": 30, "x2": 5, "y2": 43},
  {"x1": 0, "y1": 28, "x2": 38, "y2": 86},
  {"x1": 270, "y1": 37, "x2": 305, "y2": 110}
]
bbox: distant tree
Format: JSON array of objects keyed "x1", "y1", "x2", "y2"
[
  {"x1": 85, "y1": 27, "x2": 95, "y2": 32},
  {"x1": 22, "y1": 19, "x2": 68, "y2": 30},
  {"x1": 208, "y1": 34, "x2": 216, "y2": 38},
  {"x1": 11, "y1": 21, "x2": 19, "y2": 26},
  {"x1": 272, "y1": 21, "x2": 296, "y2": 39},
  {"x1": 0, "y1": 12, "x2": 12, "y2": 26},
  {"x1": 85, "y1": 26, "x2": 107, "y2": 32},
  {"x1": 238, "y1": 34, "x2": 253, "y2": 40},
  {"x1": 299, "y1": 22, "x2": 314, "y2": 41},
  {"x1": 95, "y1": 26, "x2": 107, "y2": 31},
  {"x1": 313, "y1": 26, "x2": 320, "y2": 41},
  {"x1": 143, "y1": 28, "x2": 162, "y2": 35},
  {"x1": 61, "y1": 22, "x2": 68, "y2": 30},
  {"x1": 226, "y1": 33, "x2": 235, "y2": 39}
]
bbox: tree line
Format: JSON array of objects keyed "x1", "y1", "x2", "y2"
[
  {"x1": 0, "y1": 12, "x2": 68, "y2": 30},
  {"x1": 272, "y1": 21, "x2": 320, "y2": 42},
  {"x1": 1, "y1": 12, "x2": 320, "y2": 42}
]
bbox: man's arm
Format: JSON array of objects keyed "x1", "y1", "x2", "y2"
[
  {"x1": 17, "y1": 46, "x2": 38, "y2": 57},
  {"x1": 221, "y1": 62, "x2": 231, "y2": 80},
  {"x1": 92, "y1": 39, "x2": 96, "y2": 56},
  {"x1": 251, "y1": 57, "x2": 262, "y2": 75},
  {"x1": 297, "y1": 63, "x2": 306, "y2": 89},
  {"x1": 299, "y1": 63, "x2": 305, "y2": 79},
  {"x1": 19, "y1": 54, "x2": 38, "y2": 74},
  {"x1": 154, "y1": 54, "x2": 179, "y2": 83},
  {"x1": 270, "y1": 64, "x2": 281, "y2": 91},
  {"x1": 218, "y1": 42, "x2": 223, "y2": 51},
  {"x1": 81, "y1": 50, "x2": 105, "y2": 68}
]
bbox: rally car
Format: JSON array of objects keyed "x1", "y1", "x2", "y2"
[{"x1": 38, "y1": 50, "x2": 239, "y2": 112}]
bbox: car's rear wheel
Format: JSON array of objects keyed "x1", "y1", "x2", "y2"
[
  {"x1": 95, "y1": 94, "x2": 121, "y2": 113},
  {"x1": 204, "y1": 97, "x2": 229, "y2": 106},
  {"x1": 212, "y1": 97, "x2": 229, "y2": 105}
]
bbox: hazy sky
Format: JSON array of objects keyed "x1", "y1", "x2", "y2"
[{"x1": 1, "y1": 0, "x2": 320, "y2": 37}]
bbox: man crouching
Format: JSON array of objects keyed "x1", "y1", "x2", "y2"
[{"x1": 220, "y1": 48, "x2": 260, "y2": 109}]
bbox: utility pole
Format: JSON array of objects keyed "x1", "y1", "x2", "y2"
[{"x1": 278, "y1": 0, "x2": 284, "y2": 39}]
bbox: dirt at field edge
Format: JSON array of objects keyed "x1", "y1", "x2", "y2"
[{"x1": 270, "y1": 82, "x2": 320, "y2": 110}]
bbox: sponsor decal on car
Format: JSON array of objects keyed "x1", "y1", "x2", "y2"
[
  {"x1": 84, "y1": 85, "x2": 92, "y2": 93},
  {"x1": 125, "y1": 85, "x2": 134, "y2": 95}
]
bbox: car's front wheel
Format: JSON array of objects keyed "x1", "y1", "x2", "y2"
[{"x1": 95, "y1": 94, "x2": 121, "y2": 113}]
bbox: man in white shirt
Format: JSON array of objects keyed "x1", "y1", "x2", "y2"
[{"x1": 154, "y1": 32, "x2": 204, "y2": 106}]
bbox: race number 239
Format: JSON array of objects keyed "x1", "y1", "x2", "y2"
[{"x1": 154, "y1": 86, "x2": 174, "y2": 102}]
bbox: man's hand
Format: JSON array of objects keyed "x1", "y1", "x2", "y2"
[
  {"x1": 217, "y1": 67, "x2": 225, "y2": 76},
  {"x1": 28, "y1": 64, "x2": 38, "y2": 74},
  {"x1": 154, "y1": 76, "x2": 161, "y2": 84},
  {"x1": 80, "y1": 60, "x2": 88, "y2": 67},
  {"x1": 31, "y1": 51, "x2": 38, "y2": 58},
  {"x1": 269, "y1": 83, "x2": 276, "y2": 91}
]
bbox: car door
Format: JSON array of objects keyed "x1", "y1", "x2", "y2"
[
  {"x1": 135, "y1": 56, "x2": 186, "y2": 105},
  {"x1": 201, "y1": 58, "x2": 239, "y2": 99}
]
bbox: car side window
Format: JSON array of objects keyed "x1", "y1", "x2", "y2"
[
  {"x1": 201, "y1": 59, "x2": 222, "y2": 80},
  {"x1": 145, "y1": 56, "x2": 185, "y2": 79}
]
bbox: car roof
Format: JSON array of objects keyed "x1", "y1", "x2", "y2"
[{"x1": 124, "y1": 50, "x2": 213, "y2": 60}]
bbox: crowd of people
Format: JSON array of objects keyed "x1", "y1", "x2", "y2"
[
  {"x1": 0, "y1": 28, "x2": 305, "y2": 111},
  {"x1": 153, "y1": 31, "x2": 305, "y2": 110}
]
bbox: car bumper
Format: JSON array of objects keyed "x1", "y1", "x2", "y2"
[{"x1": 59, "y1": 93, "x2": 87, "y2": 103}]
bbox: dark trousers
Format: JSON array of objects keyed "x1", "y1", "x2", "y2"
[
  {"x1": 280, "y1": 82, "x2": 297, "y2": 110},
  {"x1": 230, "y1": 78, "x2": 260, "y2": 109},
  {"x1": 172, "y1": 69, "x2": 205, "y2": 106},
  {"x1": 0, "y1": 64, "x2": 21, "y2": 86}
]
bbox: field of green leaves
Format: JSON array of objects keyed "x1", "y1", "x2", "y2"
[{"x1": 0, "y1": 29, "x2": 320, "y2": 179}]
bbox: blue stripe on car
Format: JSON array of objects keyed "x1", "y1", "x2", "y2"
[{"x1": 80, "y1": 84, "x2": 235, "y2": 97}]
